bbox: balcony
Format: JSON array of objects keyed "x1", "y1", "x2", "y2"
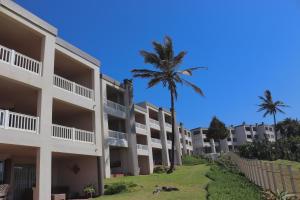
[
  {"x1": 51, "y1": 124, "x2": 95, "y2": 144},
  {"x1": 165, "y1": 123, "x2": 172, "y2": 129},
  {"x1": 136, "y1": 122, "x2": 146, "y2": 130},
  {"x1": 0, "y1": 109, "x2": 39, "y2": 134},
  {"x1": 149, "y1": 118, "x2": 160, "y2": 130},
  {"x1": 53, "y1": 75, "x2": 94, "y2": 100},
  {"x1": 0, "y1": 44, "x2": 42, "y2": 75},
  {"x1": 107, "y1": 130, "x2": 128, "y2": 147},
  {"x1": 151, "y1": 138, "x2": 161, "y2": 144},
  {"x1": 137, "y1": 144, "x2": 149, "y2": 156},
  {"x1": 106, "y1": 100, "x2": 126, "y2": 112}
]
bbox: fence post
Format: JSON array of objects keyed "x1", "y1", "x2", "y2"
[
  {"x1": 256, "y1": 160, "x2": 262, "y2": 187},
  {"x1": 259, "y1": 161, "x2": 266, "y2": 189},
  {"x1": 279, "y1": 164, "x2": 286, "y2": 192},
  {"x1": 265, "y1": 162, "x2": 271, "y2": 190},
  {"x1": 270, "y1": 163, "x2": 277, "y2": 192},
  {"x1": 36, "y1": 117, "x2": 40, "y2": 134},
  {"x1": 287, "y1": 165, "x2": 297, "y2": 194},
  {"x1": 72, "y1": 128, "x2": 76, "y2": 141}
]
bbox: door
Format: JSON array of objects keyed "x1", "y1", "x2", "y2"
[
  {"x1": 13, "y1": 164, "x2": 36, "y2": 200},
  {"x1": 0, "y1": 161, "x2": 4, "y2": 184}
]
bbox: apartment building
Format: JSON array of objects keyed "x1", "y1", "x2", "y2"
[
  {"x1": 0, "y1": 1, "x2": 103, "y2": 199},
  {"x1": 192, "y1": 123, "x2": 275, "y2": 156},
  {"x1": 178, "y1": 123, "x2": 193, "y2": 156},
  {"x1": 100, "y1": 74, "x2": 186, "y2": 178}
]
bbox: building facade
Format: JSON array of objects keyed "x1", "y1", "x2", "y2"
[
  {"x1": 0, "y1": 0, "x2": 103, "y2": 199},
  {"x1": 191, "y1": 123, "x2": 275, "y2": 155}
]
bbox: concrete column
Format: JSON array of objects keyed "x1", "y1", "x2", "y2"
[
  {"x1": 173, "y1": 112, "x2": 182, "y2": 165},
  {"x1": 96, "y1": 156, "x2": 104, "y2": 195},
  {"x1": 158, "y1": 108, "x2": 170, "y2": 167},
  {"x1": 144, "y1": 108, "x2": 154, "y2": 173},
  {"x1": 210, "y1": 139, "x2": 216, "y2": 153},
  {"x1": 93, "y1": 68, "x2": 102, "y2": 157},
  {"x1": 36, "y1": 147, "x2": 52, "y2": 200},
  {"x1": 124, "y1": 79, "x2": 139, "y2": 176},
  {"x1": 180, "y1": 123, "x2": 187, "y2": 156},
  {"x1": 102, "y1": 113, "x2": 111, "y2": 178}
]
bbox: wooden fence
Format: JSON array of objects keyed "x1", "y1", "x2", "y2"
[{"x1": 228, "y1": 152, "x2": 300, "y2": 198}]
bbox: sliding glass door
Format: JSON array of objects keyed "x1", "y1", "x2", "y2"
[{"x1": 0, "y1": 161, "x2": 4, "y2": 184}]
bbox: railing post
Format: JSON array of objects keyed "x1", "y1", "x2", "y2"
[
  {"x1": 72, "y1": 82, "x2": 76, "y2": 94},
  {"x1": 4, "y1": 110, "x2": 10, "y2": 129},
  {"x1": 72, "y1": 128, "x2": 76, "y2": 141},
  {"x1": 38, "y1": 62, "x2": 42, "y2": 76},
  {"x1": 287, "y1": 165, "x2": 297, "y2": 194},
  {"x1": 10, "y1": 50, "x2": 15, "y2": 65},
  {"x1": 36, "y1": 117, "x2": 40, "y2": 134}
]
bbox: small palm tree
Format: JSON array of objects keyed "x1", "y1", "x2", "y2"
[
  {"x1": 257, "y1": 90, "x2": 288, "y2": 140},
  {"x1": 131, "y1": 36, "x2": 206, "y2": 173}
]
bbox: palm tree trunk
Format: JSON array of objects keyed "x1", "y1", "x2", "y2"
[
  {"x1": 273, "y1": 114, "x2": 277, "y2": 141},
  {"x1": 168, "y1": 90, "x2": 176, "y2": 173}
]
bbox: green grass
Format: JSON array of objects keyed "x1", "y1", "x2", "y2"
[
  {"x1": 206, "y1": 166, "x2": 262, "y2": 200},
  {"x1": 94, "y1": 165, "x2": 210, "y2": 200},
  {"x1": 270, "y1": 159, "x2": 300, "y2": 170},
  {"x1": 182, "y1": 155, "x2": 206, "y2": 166}
]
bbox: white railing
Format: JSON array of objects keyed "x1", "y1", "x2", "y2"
[
  {"x1": 105, "y1": 100, "x2": 126, "y2": 112},
  {"x1": 165, "y1": 123, "x2": 172, "y2": 128},
  {"x1": 52, "y1": 124, "x2": 95, "y2": 144},
  {"x1": 137, "y1": 144, "x2": 148, "y2": 151},
  {"x1": 53, "y1": 75, "x2": 94, "y2": 100},
  {"x1": 151, "y1": 138, "x2": 161, "y2": 144},
  {"x1": 0, "y1": 44, "x2": 42, "y2": 75},
  {"x1": 108, "y1": 130, "x2": 127, "y2": 140},
  {"x1": 167, "y1": 140, "x2": 172, "y2": 145},
  {"x1": 136, "y1": 122, "x2": 146, "y2": 130},
  {"x1": 149, "y1": 118, "x2": 160, "y2": 126},
  {"x1": 0, "y1": 109, "x2": 39, "y2": 133}
]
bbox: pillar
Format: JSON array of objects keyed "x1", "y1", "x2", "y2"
[
  {"x1": 180, "y1": 123, "x2": 187, "y2": 156},
  {"x1": 158, "y1": 108, "x2": 170, "y2": 167}
]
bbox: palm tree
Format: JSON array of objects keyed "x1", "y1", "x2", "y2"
[
  {"x1": 257, "y1": 90, "x2": 288, "y2": 140},
  {"x1": 131, "y1": 36, "x2": 206, "y2": 173}
]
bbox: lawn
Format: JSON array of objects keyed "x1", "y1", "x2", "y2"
[
  {"x1": 94, "y1": 165, "x2": 210, "y2": 200},
  {"x1": 270, "y1": 159, "x2": 300, "y2": 170},
  {"x1": 206, "y1": 166, "x2": 262, "y2": 200}
]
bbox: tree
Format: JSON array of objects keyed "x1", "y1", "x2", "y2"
[
  {"x1": 131, "y1": 36, "x2": 206, "y2": 173},
  {"x1": 207, "y1": 116, "x2": 229, "y2": 141},
  {"x1": 276, "y1": 118, "x2": 300, "y2": 138},
  {"x1": 257, "y1": 90, "x2": 288, "y2": 140}
]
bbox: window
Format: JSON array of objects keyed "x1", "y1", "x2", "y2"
[
  {"x1": 193, "y1": 130, "x2": 200, "y2": 135},
  {"x1": 0, "y1": 161, "x2": 4, "y2": 184},
  {"x1": 253, "y1": 127, "x2": 257, "y2": 131},
  {"x1": 233, "y1": 138, "x2": 237, "y2": 142},
  {"x1": 247, "y1": 134, "x2": 252, "y2": 139},
  {"x1": 203, "y1": 130, "x2": 208, "y2": 135},
  {"x1": 227, "y1": 137, "x2": 231, "y2": 141},
  {"x1": 204, "y1": 138, "x2": 210, "y2": 143},
  {"x1": 269, "y1": 127, "x2": 273, "y2": 131},
  {"x1": 245, "y1": 127, "x2": 251, "y2": 131}
]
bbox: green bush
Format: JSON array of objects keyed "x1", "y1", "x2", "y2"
[
  {"x1": 104, "y1": 182, "x2": 138, "y2": 195},
  {"x1": 182, "y1": 155, "x2": 206, "y2": 166},
  {"x1": 206, "y1": 165, "x2": 261, "y2": 200},
  {"x1": 153, "y1": 165, "x2": 168, "y2": 174},
  {"x1": 239, "y1": 137, "x2": 300, "y2": 161}
]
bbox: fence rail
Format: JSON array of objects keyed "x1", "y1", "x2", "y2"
[
  {"x1": 53, "y1": 75, "x2": 94, "y2": 100},
  {"x1": 52, "y1": 124, "x2": 95, "y2": 144},
  {"x1": 0, "y1": 44, "x2": 42, "y2": 75},
  {"x1": 228, "y1": 152, "x2": 300, "y2": 198},
  {"x1": 0, "y1": 109, "x2": 39, "y2": 133}
]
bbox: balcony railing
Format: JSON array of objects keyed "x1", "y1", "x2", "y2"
[
  {"x1": 167, "y1": 140, "x2": 172, "y2": 145},
  {"x1": 108, "y1": 130, "x2": 127, "y2": 140},
  {"x1": 52, "y1": 124, "x2": 95, "y2": 144},
  {"x1": 137, "y1": 144, "x2": 148, "y2": 151},
  {"x1": 53, "y1": 75, "x2": 94, "y2": 100},
  {"x1": 149, "y1": 118, "x2": 160, "y2": 126},
  {"x1": 151, "y1": 138, "x2": 161, "y2": 144},
  {"x1": 165, "y1": 123, "x2": 172, "y2": 128},
  {"x1": 0, "y1": 109, "x2": 39, "y2": 133},
  {"x1": 136, "y1": 122, "x2": 146, "y2": 130},
  {"x1": 0, "y1": 44, "x2": 42, "y2": 75},
  {"x1": 105, "y1": 100, "x2": 126, "y2": 112}
]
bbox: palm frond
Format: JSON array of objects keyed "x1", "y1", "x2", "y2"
[
  {"x1": 140, "y1": 50, "x2": 161, "y2": 66},
  {"x1": 178, "y1": 66, "x2": 208, "y2": 76},
  {"x1": 131, "y1": 69, "x2": 161, "y2": 78},
  {"x1": 164, "y1": 36, "x2": 174, "y2": 60},
  {"x1": 152, "y1": 41, "x2": 165, "y2": 60},
  {"x1": 181, "y1": 78, "x2": 205, "y2": 96},
  {"x1": 172, "y1": 51, "x2": 186, "y2": 67}
]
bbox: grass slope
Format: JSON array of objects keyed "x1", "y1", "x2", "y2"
[
  {"x1": 95, "y1": 165, "x2": 210, "y2": 200},
  {"x1": 206, "y1": 166, "x2": 261, "y2": 200}
]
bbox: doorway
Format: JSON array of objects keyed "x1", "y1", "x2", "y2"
[{"x1": 13, "y1": 164, "x2": 36, "y2": 200}]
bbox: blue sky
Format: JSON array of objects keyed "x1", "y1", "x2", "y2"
[{"x1": 16, "y1": 0, "x2": 300, "y2": 129}]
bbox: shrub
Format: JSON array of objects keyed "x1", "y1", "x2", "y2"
[
  {"x1": 104, "y1": 182, "x2": 138, "y2": 195},
  {"x1": 238, "y1": 137, "x2": 300, "y2": 162},
  {"x1": 153, "y1": 166, "x2": 168, "y2": 174},
  {"x1": 182, "y1": 155, "x2": 205, "y2": 166},
  {"x1": 83, "y1": 184, "x2": 96, "y2": 198}
]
